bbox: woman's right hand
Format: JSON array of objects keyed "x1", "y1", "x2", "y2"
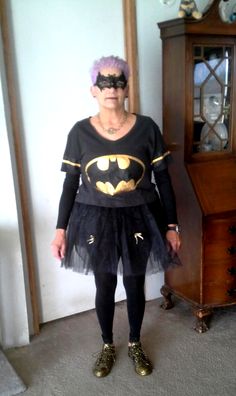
[{"x1": 51, "y1": 229, "x2": 67, "y2": 260}]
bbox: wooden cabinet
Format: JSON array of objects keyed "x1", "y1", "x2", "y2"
[{"x1": 158, "y1": 0, "x2": 236, "y2": 332}]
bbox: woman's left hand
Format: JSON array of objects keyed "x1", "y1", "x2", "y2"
[{"x1": 166, "y1": 230, "x2": 181, "y2": 252}]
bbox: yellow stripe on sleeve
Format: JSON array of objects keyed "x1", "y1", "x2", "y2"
[
  {"x1": 151, "y1": 151, "x2": 170, "y2": 165},
  {"x1": 62, "y1": 159, "x2": 81, "y2": 168}
]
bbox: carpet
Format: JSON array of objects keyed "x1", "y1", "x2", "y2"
[
  {"x1": 0, "y1": 349, "x2": 26, "y2": 396},
  {"x1": 4, "y1": 299, "x2": 236, "y2": 395}
]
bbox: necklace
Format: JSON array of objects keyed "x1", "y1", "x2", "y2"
[{"x1": 97, "y1": 112, "x2": 128, "y2": 135}]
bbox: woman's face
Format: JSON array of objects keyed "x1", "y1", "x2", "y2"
[{"x1": 91, "y1": 67, "x2": 128, "y2": 110}]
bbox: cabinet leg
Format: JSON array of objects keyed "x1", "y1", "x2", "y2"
[
  {"x1": 193, "y1": 308, "x2": 212, "y2": 333},
  {"x1": 160, "y1": 285, "x2": 174, "y2": 310}
]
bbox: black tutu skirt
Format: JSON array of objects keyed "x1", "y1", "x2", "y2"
[{"x1": 61, "y1": 202, "x2": 181, "y2": 276}]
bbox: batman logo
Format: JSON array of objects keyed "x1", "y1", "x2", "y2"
[{"x1": 85, "y1": 154, "x2": 145, "y2": 196}]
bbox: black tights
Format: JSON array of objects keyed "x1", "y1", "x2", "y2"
[{"x1": 94, "y1": 272, "x2": 146, "y2": 344}]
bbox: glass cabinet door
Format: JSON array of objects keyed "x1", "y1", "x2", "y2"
[{"x1": 193, "y1": 45, "x2": 232, "y2": 154}]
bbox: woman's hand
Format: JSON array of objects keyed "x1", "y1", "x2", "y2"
[
  {"x1": 166, "y1": 230, "x2": 181, "y2": 253},
  {"x1": 51, "y1": 229, "x2": 67, "y2": 260}
]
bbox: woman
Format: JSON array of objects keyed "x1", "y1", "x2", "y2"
[{"x1": 51, "y1": 55, "x2": 181, "y2": 378}]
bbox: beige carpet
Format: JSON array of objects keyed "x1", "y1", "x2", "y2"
[
  {"x1": 4, "y1": 298, "x2": 236, "y2": 396},
  {"x1": 0, "y1": 349, "x2": 26, "y2": 396}
]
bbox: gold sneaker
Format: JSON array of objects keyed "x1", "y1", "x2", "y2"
[
  {"x1": 93, "y1": 344, "x2": 116, "y2": 378},
  {"x1": 128, "y1": 342, "x2": 153, "y2": 376}
]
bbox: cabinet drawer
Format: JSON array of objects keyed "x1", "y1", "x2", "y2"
[
  {"x1": 204, "y1": 262, "x2": 236, "y2": 282},
  {"x1": 203, "y1": 281, "x2": 236, "y2": 305},
  {"x1": 204, "y1": 240, "x2": 236, "y2": 262},
  {"x1": 204, "y1": 217, "x2": 236, "y2": 242},
  {"x1": 203, "y1": 261, "x2": 236, "y2": 304}
]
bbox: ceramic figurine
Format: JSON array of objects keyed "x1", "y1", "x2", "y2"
[{"x1": 178, "y1": 0, "x2": 202, "y2": 19}]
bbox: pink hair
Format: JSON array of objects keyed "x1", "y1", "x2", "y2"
[{"x1": 90, "y1": 55, "x2": 130, "y2": 85}]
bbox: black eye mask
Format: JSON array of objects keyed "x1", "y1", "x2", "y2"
[{"x1": 95, "y1": 72, "x2": 127, "y2": 90}]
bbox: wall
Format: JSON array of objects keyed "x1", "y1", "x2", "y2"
[{"x1": 137, "y1": 0, "x2": 209, "y2": 124}]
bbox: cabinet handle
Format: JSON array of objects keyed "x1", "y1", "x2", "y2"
[
  {"x1": 228, "y1": 225, "x2": 236, "y2": 234},
  {"x1": 228, "y1": 267, "x2": 236, "y2": 276},
  {"x1": 227, "y1": 246, "x2": 236, "y2": 255},
  {"x1": 227, "y1": 288, "x2": 236, "y2": 297}
]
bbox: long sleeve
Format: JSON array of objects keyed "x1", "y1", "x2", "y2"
[
  {"x1": 56, "y1": 173, "x2": 80, "y2": 229},
  {"x1": 153, "y1": 168, "x2": 178, "y2": 225}
]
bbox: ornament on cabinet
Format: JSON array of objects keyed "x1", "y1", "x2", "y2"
[
  {"x1": 200, "y1": 122, "x2": 228, "y2": 152},
  {"x1": 219, "y1": 0, "x2": 236, "y2": 23},
  {"x1": 178, "y1": 0, "x2": 202, "y2": 19}
]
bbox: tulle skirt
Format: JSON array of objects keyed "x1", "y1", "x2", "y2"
[{"x1": 61, "y1": 202, "x2": 181, "y2": 276}]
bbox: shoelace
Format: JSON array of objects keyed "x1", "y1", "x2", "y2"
[
  {"x1": 94, "y1": 346, "x2": 115, "y2": 365},
  {"x1": 129, "y1": 344, "x2": 149, "y2": 364}
]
